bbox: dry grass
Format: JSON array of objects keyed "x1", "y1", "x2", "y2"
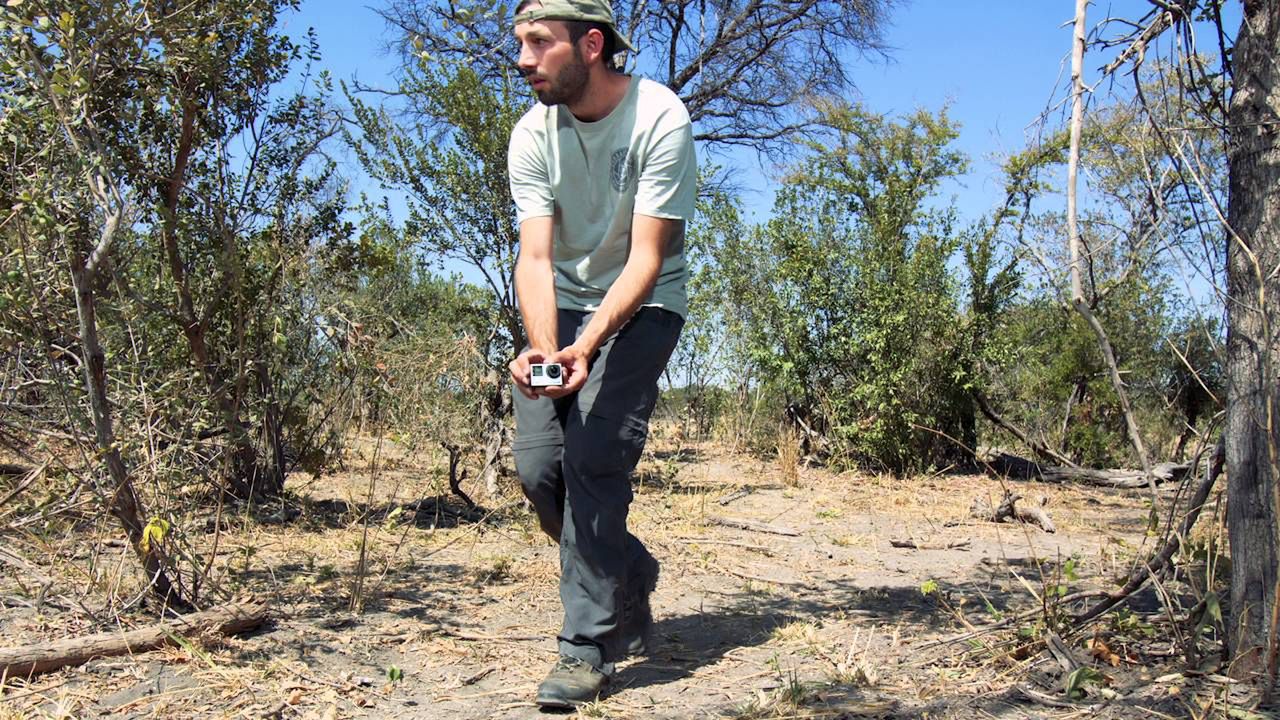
[
  {"x1": 776, "y1": 424, "x2": 802, "y2": 488},
  {"x1": 1, "y1": 432, "x2": 1236, "y2": 720}
]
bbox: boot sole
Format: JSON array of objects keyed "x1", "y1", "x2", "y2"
[
  {"x1": 535, "y1": 693, "x2": 578, "y2": 709},
  {"x1": 536, "y1": 688, "x2": 604, "y2": 708}
]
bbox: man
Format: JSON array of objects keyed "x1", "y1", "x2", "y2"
[{"x1": 506, "y1": 0, "x2": 696, "y2": 708}]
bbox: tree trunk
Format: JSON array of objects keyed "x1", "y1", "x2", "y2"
[
  {"x1": 70, "y1": 264, "x2": 188, "y2": 610},
  {"x1": 158, "y1": 102, "x2": 266, "y2": 502},
  {"x1": 480, "y1": 379, "x2": 511, "y2": 498},
  {"x1": 1225, "y1": 0, "x2": 1280, "y2": 686},
  {"x1": 255, "y1": 365, "x2": 287, "y2": 496}
]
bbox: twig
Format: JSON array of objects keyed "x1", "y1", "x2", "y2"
[
  {"x1": 916, "y1": 589, "x2": 1111, "y2": 652},
  {"x1": 709, "y1": 516, "x2": 799, "y2": 537},
  {"x1": 434, "y1": 683, "x2": 537, "y2": 702},
  {"x1": 1072, "y1": 438, "x2": 1224, "y2": 625},
  {"x1": 716, "y1": 564, "x2": 809, "y2": 588},
  {"x1": 0, "y1": 460, "x2": 47, "y2": 508},
  {"x1": 973, "y1": 392, "x2": 1079, "y2": 469},
  {"x1": 675, "y1": 537, "x2": 776, "y2": 556},
  {"x1": 1018, "y1": 684, "x2": 1102, "y2": 711},
  {"x1": 889, "y1": 538, "x2": 971, "y2": 550},
  {"x1": 1099, "y1": 5, "x2": 1184, "y2": 77}
]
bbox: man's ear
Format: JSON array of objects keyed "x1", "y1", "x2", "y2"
[{"x1": 581, "y1": 27, "x2": 606, "y2": 64}]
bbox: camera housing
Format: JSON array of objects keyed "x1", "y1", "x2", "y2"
[{"x1": 529, "y1": 362, "x2": 564, "y2": 388}]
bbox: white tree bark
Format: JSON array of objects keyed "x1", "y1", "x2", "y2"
[{"x1": 1065, "y1": 0, "x2": 1156, "y2": 496}]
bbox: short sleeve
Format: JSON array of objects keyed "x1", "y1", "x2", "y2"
[
  {"x1": 633, "y1": 122, "x2": 696, "y2": 220},
  {"x1": 508, "y1": 120, "x2": 554, "y2": 222}
]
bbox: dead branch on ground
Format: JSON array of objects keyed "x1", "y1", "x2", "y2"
[
  {"x1": 970, "y1": 490, "x2": 1056, "y2": 533},
  {"x1": 987, "y1": 452, "x2": 1192, "y2": 489},
  {"x1": 0, "y1": 598, "x2": 269, "y2": 679},
  {"x1": 1072, "y1": 438, "x2": 1225, "y2": 626}
]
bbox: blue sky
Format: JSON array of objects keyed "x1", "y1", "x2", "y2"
[{"x1": 289, "y1": 0, "x2": 1238, "y2": 225}]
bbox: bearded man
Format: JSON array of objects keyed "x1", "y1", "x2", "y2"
[{"x1": 506, "y1": 0, "x2": 697, "y2": 708}]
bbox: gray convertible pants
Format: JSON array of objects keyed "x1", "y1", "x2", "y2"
[{"x1": 512, "y1": 307, "x2": 683, "y2": 671}]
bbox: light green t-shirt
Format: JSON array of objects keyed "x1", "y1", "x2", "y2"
[{"x1": 508, "y1": 76, "x2": 697, "y2": 318}]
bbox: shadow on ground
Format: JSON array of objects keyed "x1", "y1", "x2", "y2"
[{"x1": 615, "y1": 578, "x2": 1017, "y2": 696}]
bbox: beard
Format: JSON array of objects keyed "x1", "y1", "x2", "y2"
[{"x1": 530, "y1": 46, "x2": 589, "y2": 107}]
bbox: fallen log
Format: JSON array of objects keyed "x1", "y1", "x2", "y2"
[
  {"x1": 0, "y1": 598, "x2": 269, "y2": 679},
  {"x1": 988, "y1": 453, "x2": 1191, "y2": 489},
  {"x1": 970, "y1": 491, "x2": 1056, "y2": 533}
]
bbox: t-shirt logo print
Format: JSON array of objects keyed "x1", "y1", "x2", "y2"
[{"x1": 610, "y1": 148, "x2": 635, "y2": 192}]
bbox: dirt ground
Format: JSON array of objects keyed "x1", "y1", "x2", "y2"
[{"x1": 0, "y1": 438, "x2": 1255, "y2": 719}]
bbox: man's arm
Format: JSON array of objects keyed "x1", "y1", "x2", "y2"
[
  {"x1": 549, "y1": 214, "x2": 683, "y2": 396},
  {"x1": 509, "y1": 215, "x2": 558, "y2": 399}
]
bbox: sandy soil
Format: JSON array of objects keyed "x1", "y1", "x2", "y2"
[{"x1": 0, "y1": 441, "x2": 1246, "y2": 719}]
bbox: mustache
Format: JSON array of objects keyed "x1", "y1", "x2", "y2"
[{"x1": 520, "y1": 68, "x2": 542, "y2": 80}]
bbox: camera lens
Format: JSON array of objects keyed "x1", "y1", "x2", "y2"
[{"x1": 546, "y1": 364, "x2": 561, "y2": 378}]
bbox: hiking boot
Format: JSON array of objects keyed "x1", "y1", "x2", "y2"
[
  {"x1": 621, "y1": 556, "x2": 660, "y2": 656},
  {"x1": 535, "y1": 655, "x2": 609, "y2": 708}
]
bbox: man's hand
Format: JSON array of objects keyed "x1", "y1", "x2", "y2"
[
  {"x1": 509, "y1": 348, "x2": 552, "y2": 400},
  {"x1": 542, "y1": 343, "x2": 591, "y2": 398},
  {"x1": 509, "y1": 344, "x2": 591, "y2": 400}
]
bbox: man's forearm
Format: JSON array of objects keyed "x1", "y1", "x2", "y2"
[
  {"x1": 573, "y1": 254, "x2": 662, "y2": 356},
  {"x1": 515, "y1": 257, "x2": 559, "y2": 353}
]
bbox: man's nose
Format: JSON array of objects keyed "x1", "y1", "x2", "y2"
[{"x1": 517, "y1": 44, "x2": 537, "y2": 73}]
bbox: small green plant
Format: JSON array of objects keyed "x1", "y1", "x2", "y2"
[
  {"x1": 386, "y1": 665, "x2": 403, "y2": 683},
  {"x1": 1062, "y1": 556, "x2": 1080, "y2": 582},
  {"x1": 919, "y1": 579, "x2": 939, "y2": 596},
  {"x1": 777, "y1": 669, "x2": 812, "y2": 707},
  {"x1": 981, "y1": 596, "x2": 1003, "y2": 621},
  {"x1": 475, "y1": 554, "x2": 515, "y2": 584},
  {"x1": 1103, "y1": 607, "x2": 1156, "y2": 663},
  {"x1": 1063, "y1": 666, "x2": 1104, "y2": 700},
  {"x1": 1191, "y1": 591, "x2": 1223, "y2": 642},
  {"x1": 382, "y1": 506, "x2": 405, "y2": 532}
]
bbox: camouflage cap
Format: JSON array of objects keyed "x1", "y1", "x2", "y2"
[{"x1": 514, "y1": 0, "x2": 636, "y2": 54}]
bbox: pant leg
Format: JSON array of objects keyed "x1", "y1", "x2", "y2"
[
  {"x1": 557, "y1": 308, "x2": 684, "y2": 667},
  {"x1": 511, "y1": 310, "x2": 584, "y2": 542}
]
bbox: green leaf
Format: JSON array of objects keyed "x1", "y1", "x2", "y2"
[
  {"x1": 919, "y1": 579, "x2": 938, "y2": 596},
  {"x1": 1063, "y1": 666, "x2": 1103, "y2": 700},
  {"x1": 1194, "y1": 592, "x2": 1223, "y2": 637},
  {"x1": 386, "y1": 665, "x2": 403, "y2": 682}
]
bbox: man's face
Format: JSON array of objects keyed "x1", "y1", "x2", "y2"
[{"x1": 515, "y1": 7, "x2": 589, "y2": 107}]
